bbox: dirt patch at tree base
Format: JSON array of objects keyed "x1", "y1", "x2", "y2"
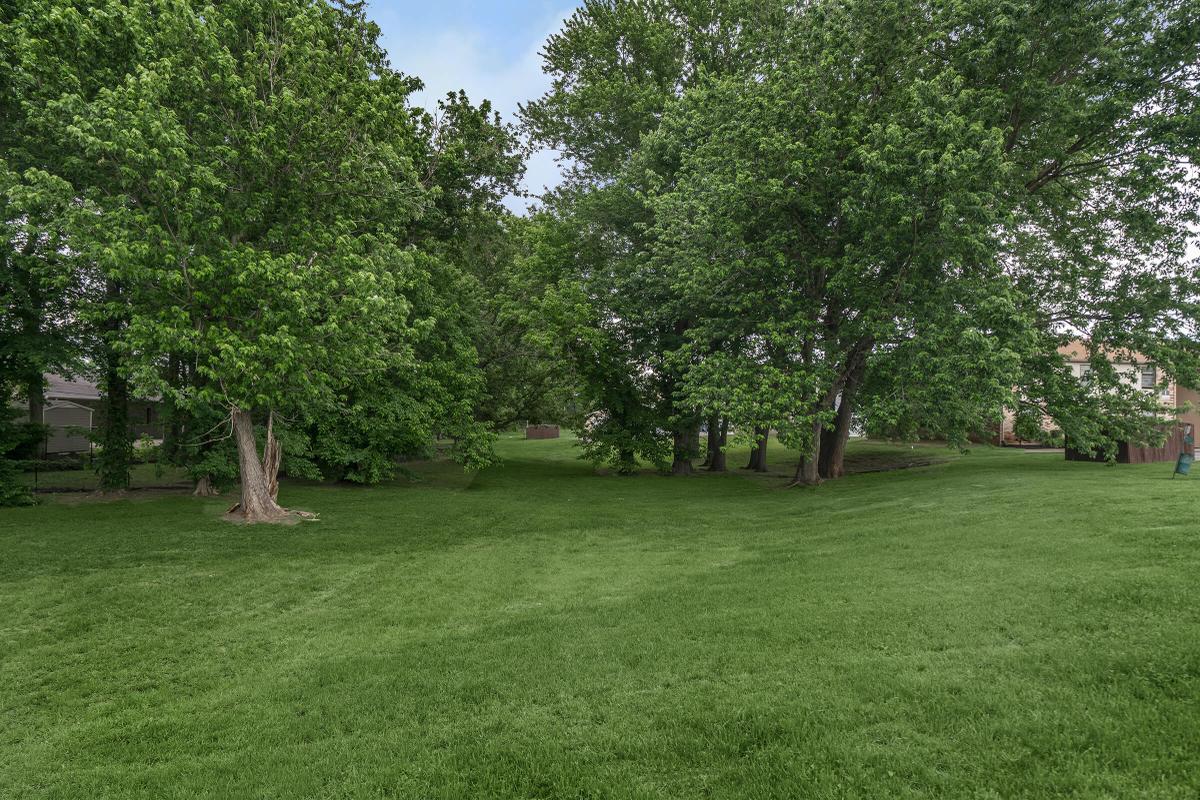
[
  {"x1": 844, "y1": 455, "x2": 948, "y2": 474},
  {"x1": 221, "y1": 505, "x2": 319, "y2": 525}
]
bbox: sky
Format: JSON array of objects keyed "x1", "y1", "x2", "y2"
[
  {"x1": 369, "y1": 0, "x2": 577, "y2": 212},
  {"x1": 368, "y1": 2, "x2": 1199, "y2": 263}
]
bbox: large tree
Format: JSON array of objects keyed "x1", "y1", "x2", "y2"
[
  {"x1": 304, "y1": 91, "x2": 527, "y2": 484},
  {"x1": 574, "y1": 0, "x2": 1200, "y2": 482},
  {"x1": 35, "y1": 0, "x2": 441, "y2": 521},
  {"x1": 521, "y1": 0, "x2": 786, "y2": 474}
]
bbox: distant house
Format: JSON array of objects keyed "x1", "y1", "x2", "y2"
[
  {"x1": 13, "y1": 374, "x2": 163, "y2": 455},
  {"x1": 998, "y1": 340, "x2": 1199, "y2": 461}
]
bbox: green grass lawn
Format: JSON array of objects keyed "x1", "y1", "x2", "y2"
[{"x1": 2, "y1": 436, "x2": 1198, "y2": 798}]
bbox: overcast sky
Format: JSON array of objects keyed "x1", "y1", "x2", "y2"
[{"x1": 371, "y1": 0, "x2": 576, "y2": 212}]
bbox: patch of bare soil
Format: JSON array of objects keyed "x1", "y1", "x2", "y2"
[
  {"x1": 843, "y1": 455, "x2": 949, "y2": 474},
  {"x1": 48, "y1": 486, "x2": 197, "y2": 505},
  {"x1": 221, "y1": 502, "x2": 319, "y2": 525},
  {"x1": 220, "y1": 510, "x2": 307, "y2": 525}
]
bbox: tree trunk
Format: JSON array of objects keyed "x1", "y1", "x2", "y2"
[
  {"x1": 819, "y1": 363, "x2": 865, "y2": 480},
  {"x1": 26, "y1": 375, "x2": 45, "y2": 458},
  {"x1": 98, "y1": 279, "x2": 132, "y2": 492},
  {"x1": 818, "y1": 398, "x2": 855, "y2": 480},
  {"x1": 708, "y1": 416, "x2": 728, "y2": 472},
  {"x1": 18, "y1": 236, "x2": 46, "y2": 459},
  {"x1": 616, "y1": 446, "x2": 636, "y2": 474},
  {"x1": 745, "y1": 426, "x2": 768, "y2": 472},
  {"x1": 193, "y1": 475, "x2": 219, "y2": 497},
  {"x1": 230, "y1": 409, "x2": 288, "y2": 522},
  {"x1": 161, "y1": 354, "x2": 182, "y2": 463},
  {"x1": 791, "y1": 419, "x2": 824, "y2": 486},
  {"x1": 702, "y1": 412, "x2": 719, "y2": 467},
  {"x1": 98, "y1": 360, "x2": 131, "y2": 491},
  {"x1": 670, "y1": 425, "x2": 696, "y2": 475}
]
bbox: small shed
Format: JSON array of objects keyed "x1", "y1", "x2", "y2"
[
  {"x1": 19, "y1": 373, "x2": 165, "y2": 454},
  {"x1": 525, "y1": 424, "x2": 560, "y2": 440},
  {"x1": 1066, "y1": 424, "x2": 1194, "y2": 464},
  {"x1": 44, "y1": 400, "x2": 94, "y2": 453}
]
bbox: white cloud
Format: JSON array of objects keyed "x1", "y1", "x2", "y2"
[{"x1": 386, "y1": 10, "x2": 571, "y2": 213}]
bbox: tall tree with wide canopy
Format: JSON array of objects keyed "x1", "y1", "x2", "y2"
[
  {"x1": 522, "y1": 0, "x2": 789, "y2": 474},
  {"x1": 634, "y1": 0, "x2": 1200, "y2": 481},
  {"x1": 37, "y1": 0, "x2": 437, "y2": 521},
  {"x1": 303, "y1": 90, "x2": 528, "y2": 484},
  {"x1": 1, "y1": 0, "x2": 126, "y2": 461}
]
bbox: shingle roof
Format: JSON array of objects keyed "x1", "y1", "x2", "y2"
[{"x1": 44, "y1": 373, "x2": 101, "y2": 401}]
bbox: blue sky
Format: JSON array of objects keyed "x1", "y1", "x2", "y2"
[{"x1": 369, "y1": 1, "x2": 577, "y2": 210}]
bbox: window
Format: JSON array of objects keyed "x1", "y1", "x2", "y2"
[
  {"x1": 1141, "y1": 366, "x2": 1156, "y2": 390},
  {"x1": 1079, "y1": 365, "x2": 1092, "y2": 384},
  {"x1": 145, "y1": 407, "x2": 153, "y2": 424}
]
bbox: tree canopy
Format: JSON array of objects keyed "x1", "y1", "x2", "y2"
[
  {"x1": 523, "y1": 0, "x2": 1200, "y2": 480},
  {"x1": 1, "y1": 0, "x2": 1197, "y2": 513}
]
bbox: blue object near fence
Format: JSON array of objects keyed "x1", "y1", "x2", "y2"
[{"x1": 1174, "y1": 452, "x2": 1192, "y2": 477}]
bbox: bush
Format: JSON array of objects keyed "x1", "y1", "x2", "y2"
[
  {"x1": 133, "y1": 435, "x2": 160, "y2": 464},
  {"x1": 0, "y1": 459, "x2": 35, "y2": 506}
]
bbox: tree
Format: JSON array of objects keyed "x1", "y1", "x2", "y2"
[
  {"x1": 522, "y1": 0, "x2": 786, "y2": 475},
  {"x1": 472, "y1": 216, "x2": 577, "y2": 432},
  {"x1": 38, "y1": 0, "x2": 436, "y2": 521},
  {"x1": 3, "y1": 0, "x2": 170, "y2": 487},
  {"x1": 633, "y1": 0, "x2": 1200, "y2": 482}
]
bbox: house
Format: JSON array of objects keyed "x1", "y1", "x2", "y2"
[
  {"x1": 14, "y1": 374, "x2": 163, "y2": 455},
  {"x1": 998, "y1": 340, "x2": 1199, "y2": 461}
]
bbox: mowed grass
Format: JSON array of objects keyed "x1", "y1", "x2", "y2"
[{"x1": 1, "y1": 436, "x2": 1198, "y2": 799}]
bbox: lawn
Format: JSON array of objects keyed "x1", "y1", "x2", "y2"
[{"x1": 1, "y1": 436, "x2": 1198, "y2": 798}]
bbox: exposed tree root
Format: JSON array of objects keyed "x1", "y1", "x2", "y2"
[
  {"x1": 223, "y1": 501, "x2": 319, "y2": 525},
  {"x1": 193, "y1": 476, "x2": 220, "y2": 497}
]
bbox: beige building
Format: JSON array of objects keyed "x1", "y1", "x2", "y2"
[{"x1": 999, "y1": 340, "x2": 1199, "y2": 445}]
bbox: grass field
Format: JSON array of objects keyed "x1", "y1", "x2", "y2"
[{"x1": 2, "y1": 436, "x2": 1198, "y2": 798}]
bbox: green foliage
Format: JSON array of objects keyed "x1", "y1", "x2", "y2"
[
  {"x1": 525, "y1": 0, "x2": 1200, "y2": 477},
  {"x1": 471, "y1": 217, "x2": 577, "y2": 430},
  {"x1": 0, "y1": 406, "x2": 34, "y2": 506},
  {"x1": 3, "y1": 0, "x2": 529, "y2": 500}
]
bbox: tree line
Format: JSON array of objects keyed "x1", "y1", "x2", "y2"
[
  {"x1": 2, "y1": 0, "x2": 1198, "y2": 519},
  {"x1": 1, "y1": 0, "x2": 563, "y2": 519},
  {"x1": 520, "y1": 0, "x2": 1200, "y2": 482}
]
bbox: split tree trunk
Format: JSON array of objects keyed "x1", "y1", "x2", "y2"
[
  {"x1": 745, "y1": 426, "x2": 768, "y2": 472},
  {"x1": 708, "y1": 416, "x2": 728, "y2": 472},
  {"x1": 230, "y1": 409, "x2": 288, "y2": 522},
  {"x1": 818, "y1": 362, "x2": 865, "y2": 480}
]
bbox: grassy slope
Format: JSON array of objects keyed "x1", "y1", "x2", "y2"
[{"x1": 1, "y1": 437, "x2": 1197, "y2": 799}]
